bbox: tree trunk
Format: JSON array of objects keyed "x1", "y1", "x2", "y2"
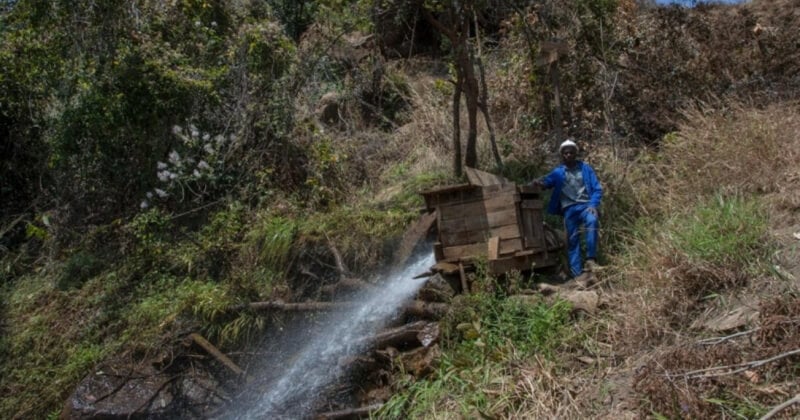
[
  {"x1": 355, "y1": 320, "x2": 437, "y2": 350},
  {"x1": 474, "y1": 13, "x2": 502, "y2": 168},
  {"x1": 452, "y1": 77, "x2": 463, "y2": 178}
]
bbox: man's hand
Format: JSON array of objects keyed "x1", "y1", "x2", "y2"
[
  {"x1": 530, "y1": 179, "x2": 544, "y2": 188},
  {"x1": 587, "y1": 207, "x2": 599, "y2": 217}
]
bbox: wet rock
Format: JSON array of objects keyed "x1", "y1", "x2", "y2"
[
  {"x1": 398, "y1": 344, "x2": 441, "y2": 378},
  {"x1": 417, "y1": 273, "x2": 455, "y2": 302},
  {"x1": 63, "y1": 362, "x2": 175, "y2": 419},
  {"x1": 62, "y1": 358, "x2": 226, "y2": 419}
]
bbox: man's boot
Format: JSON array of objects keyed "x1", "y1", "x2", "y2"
[{"x1": 585, "y1": 259, "x2": 603, "y2": 272}]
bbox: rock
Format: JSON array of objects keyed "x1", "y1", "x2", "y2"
[
  {"x1": 398, "y1": 344, "x2": 441, "y2": 378},
  {"x1": 63, "y1": 363, "x2": 175, "y2": 419},
  {"x1": 692, "y1": 304, "x2": 760, "y2": 332},
  {"x1": 417, "y1": 273, "x2": 455, "y2": 302},
  {"x1": 511, "y1": 289, "x2": 600, "y2": 315},
  {"x1": 62, "y1": 358, "x2": 225, "y2": 419},
  {"x1": 562, "y1": 290, "x2": 600, "y2": 314}
]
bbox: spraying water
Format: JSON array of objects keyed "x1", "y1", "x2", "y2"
[{"x1": 232, "y1": 251, "x2": 435, "y2": 419}]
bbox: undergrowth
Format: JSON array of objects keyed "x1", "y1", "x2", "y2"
[{"x1": 378, "y1": 283, "x2": 574, "y2": 419}]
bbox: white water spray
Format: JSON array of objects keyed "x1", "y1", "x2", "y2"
[{"x1": 234, "y1": 251, "x2": 435, "y2": 419}]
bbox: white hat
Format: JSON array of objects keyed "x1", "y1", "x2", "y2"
[{"x1": 559, "y1": 139, "x2": 578, "y2": 152}]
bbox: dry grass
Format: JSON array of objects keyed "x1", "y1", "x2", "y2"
[
  {"x1": 590, "y1": 102, "x2": 800, "y2": 418},
  {"x1": 659, "y1": 103, "x2": 800, "y2": 207}
]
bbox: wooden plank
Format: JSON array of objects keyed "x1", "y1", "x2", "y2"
[
  {"x1": 487, "y1": 250, "x2": 559, "y2": 275},
  {"x1": 487, "y1": 237, "x2": 500, "y2": 260},
  {"x1": 499, "y1": 237, "x2": 523, "y2": 255},
  {"x1": 438, "y1": 194, "x2": 518, "y2": 221},
  {"x1": 440, "y1": 223, "x2": 520, "y2": 246},
  {"x1": 438, "y1": 215, "x2": 480, "y2": 233},
  {"x1": 521, "y1": 207, "x2": 535, "y2": 247},
  {"x1": 438, "y1": 209, "x2": 518, "y2": 232},
  {"x1": 393, "y1": 210, "x2": 438, "y2": 266},
  {"x1": 439, "y1": 213, "x2": 518, "y2": 235},
  {"x1": 421, "y1": 184, "x2": 481, "y2": 209},
  {"x1": 486, "y1": 208, "x2": 519, "y2": 227},
  {"x1": 442, "y1": 243, "x2": 486, "y2": 260},
  {"x1": 435, "y1": 184, "x2": 517, "y2": 209}
]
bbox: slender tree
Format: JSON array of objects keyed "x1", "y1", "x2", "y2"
[{"x1": 420, "y1": 0, "x2": 482, "y2": 175}]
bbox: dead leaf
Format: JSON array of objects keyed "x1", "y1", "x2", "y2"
[{"x1": 744, "y1": 370, "x2": 760, "y2": 383}]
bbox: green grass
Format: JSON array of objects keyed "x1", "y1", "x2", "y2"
[
  {"x1": 672, "y1": 194, "x2": 768, "y2": 267},
  {"x1": 378, "y1": 286, "x2": 573, "y2": 419}
]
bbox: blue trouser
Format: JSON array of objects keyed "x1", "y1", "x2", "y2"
[{"x1": 563, "y1": 203, "x2": 599, "y2": 277}]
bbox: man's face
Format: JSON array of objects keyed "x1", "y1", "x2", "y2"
[{"x1": 561, "y1": 146, "x2": 577, "y2": 165}]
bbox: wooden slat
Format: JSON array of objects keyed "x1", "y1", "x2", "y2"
[
  {"x1": 438, "y1": 194, "x2": 518, "y2": 221},
  {"x1": 440, "y1": 223, "x2": 520, "y2": 246},
  {"x1": 487, "y1": 237, "x2": 500, "y2": 260},
  {"x1": 486, "y1": 208, "x2": 519, "y2": 227},
  {"x1": 499, "y1": 237, "x2": 523, "y2": 255},
  {"x1": 442, "y1": 243, "x2": 486, "y2": 260},
  {"x1": 438, "y1": 209, "x2": 519, "y2": 233},
  {"x1": 435, "y1": 184, "x2": 517, "y2": 208}
]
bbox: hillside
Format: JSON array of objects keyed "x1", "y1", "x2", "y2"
[{"x1": 1, "y1": 0, "x2": 799, "y2": 418}]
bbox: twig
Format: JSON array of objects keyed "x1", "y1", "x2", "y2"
[
  {"x1": 697, "y1": 319, "x2": 800, "y2": 346},
  {"x1": 667, "y1": 348, "x2": 800, "y2": 379},
  {"x1": 759, "y1": 394, "x2": 800, "y2": 420},
  {"x1": 697, "y1": 327, "x2": 761, "y2": 346}
]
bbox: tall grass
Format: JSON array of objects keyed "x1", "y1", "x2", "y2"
[{"x1": 672, "y1": 194, "x2": 768, "y2": 268}]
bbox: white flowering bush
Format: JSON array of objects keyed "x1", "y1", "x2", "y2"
[{"x1": 140, "y1": 124, "x2": 238, "y2": 209}]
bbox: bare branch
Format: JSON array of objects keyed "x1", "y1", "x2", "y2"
[
  {"x1": 666, "y1": 348, "x2": 800, "y2": 379},
  {"x1": 759, "y1": 394, "x2": 800, "y2": 420},
  {"x1": 696, "y1": 328, "x2": 760, "y2": 346}
]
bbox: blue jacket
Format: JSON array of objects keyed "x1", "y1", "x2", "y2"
[{"x1": 539, "y1": 161, "x2": 603, "y2": 215}]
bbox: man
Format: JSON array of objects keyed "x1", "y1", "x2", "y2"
[{"x1": 531, "y1": 139, "x2": 603, "y2": 281}]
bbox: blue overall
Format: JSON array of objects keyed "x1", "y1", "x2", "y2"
[
  {"x1": 563, "y1": 203, "x2": 599, "y2": 276},
  {"x1": 537, "y1": 161, "x2": 603, "y2": 277}
]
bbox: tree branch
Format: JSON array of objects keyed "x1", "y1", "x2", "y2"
[
  {"x1": 759, "y1": 394, "x2": 800, "y2": 420},
  {"x1": 666, "y1": 348, "x2": 800, "y2": 379}
]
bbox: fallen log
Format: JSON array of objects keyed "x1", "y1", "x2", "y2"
[
  {"x1": 232, "y1": 300, "x2": 447, "y2": 319},
  {"x1": 187, "y1": 333, "x2": 245, "y2": 378},
  {"x1": 315, "y1": 403, "x2": 383, "y2": 420},
  {"x1": 233, "y1": 300, "x2": 359, "y2": 312},
  {"x1": 404, "y1": 300, "x2": 448, "y2": 320},
  {"x1": 355, "y1": 321, "x2": 439, "y2": 350}
]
